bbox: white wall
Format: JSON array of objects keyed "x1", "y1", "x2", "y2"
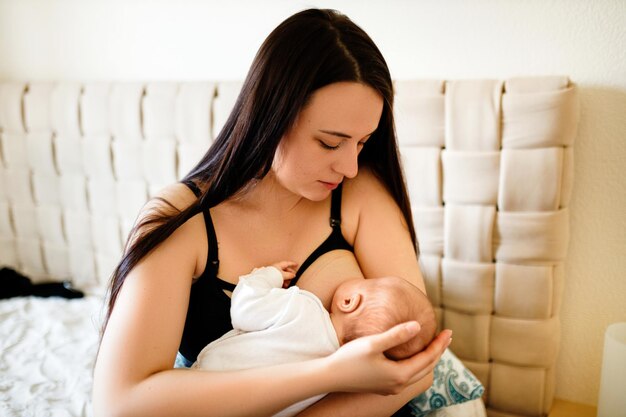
[{"x1": 1, "y1": 0, "x2": 625, "y2": 406}]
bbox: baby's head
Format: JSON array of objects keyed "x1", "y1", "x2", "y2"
[{"x1": 330, "y1": 276, "x2": 437, "y2": 360}]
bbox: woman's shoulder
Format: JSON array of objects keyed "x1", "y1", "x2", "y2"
[
  {"x1": 129, "y1": 182, "x2": 207, "y2": 277},
  {"x1": 127, "y1": 182, "x2": 203, "y2": 247},
  {"x1": 149, "y1": 182, "x2": 199, "y2": 212},
  {"x1": 340, "y1": 168, "x2": 400, "y2": 243},
  {"x1": 343, "y1": 168, "x2": 395, "y2": 206}
]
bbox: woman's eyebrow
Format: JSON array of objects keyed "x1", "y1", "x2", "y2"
[{"x1": 318, "y1": 129, "x2": 376, "y2": 139}]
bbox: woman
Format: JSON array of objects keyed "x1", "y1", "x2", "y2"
[{"x1": 93, "y1": 8, "x2": 452, "y2": 417}]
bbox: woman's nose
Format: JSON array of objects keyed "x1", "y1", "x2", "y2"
[{"x1": 333, "y1": 145, "x2": 359, "y2": 179}]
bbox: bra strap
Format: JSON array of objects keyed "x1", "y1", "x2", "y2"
[
  {"x1": 329, "y1": 183, "x2": 343, "y2": 227},
  {"x1": 203, "y1": 210, "x2": 220, "y2": 274},
  {"x1": 181, "y1": 180, "x2": 220, "y2": 275}
]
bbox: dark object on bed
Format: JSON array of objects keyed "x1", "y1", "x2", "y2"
[{"x1": 0, "y1": 267, "x2": 84, "y2": 299}]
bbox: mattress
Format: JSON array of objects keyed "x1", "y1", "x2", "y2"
[{"x1": 0, "y1": 296, "x2": 103, "y2": 417}]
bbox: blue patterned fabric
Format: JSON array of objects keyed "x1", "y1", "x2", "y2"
[
  {"x1": 408, "y1": 349, "x2": 484, "y2": 416},
  {"x1": 174, "y1": 352, "x2": 193, "y2": 368}
]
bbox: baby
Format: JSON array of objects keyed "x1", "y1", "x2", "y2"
[{"x1": 192, "y1": 261, "x2": 437, "y2": 417}]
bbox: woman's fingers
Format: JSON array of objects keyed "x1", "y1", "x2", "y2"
[
  {"x1": 368, "y1": 321, "x2": 422, "y2": 353},
  {"x1": 328, "y1": 325, "x2": 452, "y2": 395},
  {"x1": 325, "y1": 327, "x2": 449, "y2": 395},
  {"x1": 402, "y1": 329, "x2": 452, "y2": 385}
]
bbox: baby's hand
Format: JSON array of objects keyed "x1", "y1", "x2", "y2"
[{"x1": 271, "y1": 261, "x2": 298, "y2": 287}]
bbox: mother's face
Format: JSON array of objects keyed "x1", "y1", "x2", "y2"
[{"x1": 272, "y1": 82, "x2": 384, "y2": 201}]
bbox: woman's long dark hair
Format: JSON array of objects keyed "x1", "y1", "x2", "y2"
[{"x1": 102, "y1": 8, "x2": 418, "y2": 332}]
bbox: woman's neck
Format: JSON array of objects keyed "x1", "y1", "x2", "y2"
[{"x1": 224, "y1": 172, "x2": 308, "y2": 217}]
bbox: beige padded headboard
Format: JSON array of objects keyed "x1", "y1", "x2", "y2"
[
  {"x1": 0, "y1": 77, "x2": 579, "y2": 416},
  {"x1": 395, "y1": 76, "x2": 579, "y2": 416}
]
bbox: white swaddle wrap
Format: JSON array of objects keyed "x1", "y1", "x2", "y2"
[{"x1": 193, "y1": 266, "x2": 340, "y2": 417}]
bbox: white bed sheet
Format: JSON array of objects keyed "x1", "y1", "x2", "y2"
[{"x1": 0, "y1": 296, "x2": 104, "y2": 417}]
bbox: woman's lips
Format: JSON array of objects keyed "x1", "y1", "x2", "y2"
[{"x1": 320, "y1": 181, "x2": 339, "y2": 190}]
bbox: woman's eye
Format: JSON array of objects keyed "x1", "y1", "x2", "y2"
[{"x1": 319, "y1": 141, "x2": 340, "y2": 150}]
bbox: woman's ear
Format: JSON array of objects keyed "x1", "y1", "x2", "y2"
[{"x1": 337, "y1": 293, "x2": 362, "y2": 313}]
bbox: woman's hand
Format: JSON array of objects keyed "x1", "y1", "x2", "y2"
[{"x1": 326, "y1": 322, "x2": 452, "y2": 395}]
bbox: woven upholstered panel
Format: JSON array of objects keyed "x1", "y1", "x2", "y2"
[
  {"x1": 0, "y1": 78, "x2": 578, "y2": 416},
  {"x1": 0, "y1": 82, "x2": 219, "y2": 288},
  {"x1": 395, "y1": 76, "x2": 579, "y2": 417}
]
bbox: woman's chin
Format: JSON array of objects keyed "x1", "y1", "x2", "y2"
[
  {"x1": 274, "y1": 181, "x2": 332, "y2": 202},
  {"x1": 304, "y1": 187, "x2": 333, "y2": 202}
]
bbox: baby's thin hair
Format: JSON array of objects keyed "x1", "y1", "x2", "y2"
[{"x1": 342, "y1": 278, "x2": 437, "y2": 360}]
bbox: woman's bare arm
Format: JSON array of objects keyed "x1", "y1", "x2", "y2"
[
  {"x1": 293, "y1": 169, "x2": 451, "y2": 416},
  {"x1": 94, "y1": 239, "x2": 434, "y2": 417},
  {"x1": 92, "y1": 183, "x2": 436, "y2": 417},
  {"x1": 347, "y1": 169, "x2": 427, "y2": 291}
]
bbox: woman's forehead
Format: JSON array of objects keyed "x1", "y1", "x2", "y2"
[{"x1": 301, "y1": 82, "x2": 384, "y2": 135}]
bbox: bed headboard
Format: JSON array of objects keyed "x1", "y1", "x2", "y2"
[{"x1": 0, "y1": 77, "x2": 579, "y2": 417}]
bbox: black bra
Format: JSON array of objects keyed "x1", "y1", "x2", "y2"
[
  {"x1": 183, "y1": 180, "x2": 353, "y2": 289},
  {"x1": 178, "y1": 180, "x2": 353, "y2": 362}
]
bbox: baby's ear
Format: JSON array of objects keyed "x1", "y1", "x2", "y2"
[{"x1": 336, "y1": 293, "x2": 362, "y2": 313}]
